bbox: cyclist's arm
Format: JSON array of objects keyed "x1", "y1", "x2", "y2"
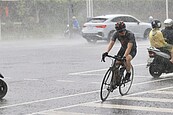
[
  {"x1": 124, "y1": 33, "x2": 135, "y2": 57},
  {"x1": 106, "y1": 40, "x2": 115, "y2": 53}
]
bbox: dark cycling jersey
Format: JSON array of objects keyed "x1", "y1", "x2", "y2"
[
  {"x1": 112, "y1": 30, "x2": 137, "y2": 51},
  {"x1": 111, "y1": 30, "x2": 137, "y2": 58},
  {"x1": 112, "y1": 30, "x2": 137, "y2": 50}
]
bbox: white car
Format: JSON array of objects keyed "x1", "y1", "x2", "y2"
[{"x1": 82, "y1": 14, "x2": 152, "y2": 43}]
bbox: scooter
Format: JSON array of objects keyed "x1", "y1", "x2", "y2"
[
  {"x1": 146, "y1": 47, "x2": 173, "y2": 78},
  {"x1": 0, "y1": 73, "x2": 8, "y2": 99},
  {"x1": 64, "y1": 24, "x2": 71, "y2": 39}
]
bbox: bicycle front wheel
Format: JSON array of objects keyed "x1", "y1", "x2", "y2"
[
  {"x1": 119, "y1": 65, "x2": 134, "y2": 96},
  {"x1": 100, "y1": 68, "x2": 112, "y2": 101}
]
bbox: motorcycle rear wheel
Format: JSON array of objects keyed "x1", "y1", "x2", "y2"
[
  {"x1": 149, "y1": 64, "x2": 162, "y2": 78},
  {"x1": 0, "y1": 79, "x2": 8, "y2": 99}
]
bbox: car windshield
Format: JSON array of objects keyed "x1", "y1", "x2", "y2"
[{"x1": 88, "y1": 18, "x2": 107, "y2": 23}]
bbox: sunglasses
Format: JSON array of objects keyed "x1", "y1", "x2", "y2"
[{"x1": 118, "y1": 29, "x2": 126, "y2": 33}]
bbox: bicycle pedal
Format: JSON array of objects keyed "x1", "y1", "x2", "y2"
[
  {"x1": 110, "y1": 88, "x2": 114, "y2": 92},
  {"x1": 116, "y1": 83, "x2": 120, "y2": 86},
  {"x1": 107, "y1": 86, "x2": 116, "y2": 92},
  {"x1": 107, "y1": 87, "x2": 113, "y2": 92},
  {"x1": 107, "y1": 87, "x2": 111, "y2": 91},
  {"x1": 123, "y1": 79, "x2": 131, "y2": 83}
]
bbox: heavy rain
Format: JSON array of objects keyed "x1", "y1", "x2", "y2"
[
  {"x1": 0, "y1": 0, "x2": 172, "y2": 40},
  {"x1": 0, "y1": 0, "x2": 173, "y2": 115}
]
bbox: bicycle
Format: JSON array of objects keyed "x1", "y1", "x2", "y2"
[{"x1": 100, "y1": 55, "x2": 134, "y2": 101}]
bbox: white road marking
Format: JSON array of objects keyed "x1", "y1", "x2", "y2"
[
  {"x1": 151, "y1": 90, "x2": 173, "y2": 95},
  {"x1": 68, "y1": 68, "x2": 107, "y2": 75},
  {"x1": 2, "y1": 61, "x2": 173, "y2": 115},
  {"x1": 73, "y1": 74, "x2": 103, "y2": 76},
  {"x1": 3, "y1": 77, "x2": 12, "y2": 79},
  {"x1": 133, "y1": 77, "x2": 173, "y2": 86},
  {"x1": 119, "y1": 96, "x2": 173, "y2": 103},
  {"x1": 82, "y1": 103, "x2": 173, "y2": 113},
  {"x1": 28, "y1": 86, "x2": 173, "y2": 115},
  {"x1": 1, "y1": 76, "x2": 173, "y2": 110},
  {"x1": 72, "y1": 74, "x2": 152, "y2": 78},
  {"x1": 56, "y1": 80, "x2": 74, "y2": 83},
  {"x1": 39, "y1": 111, "x2": 98, "y2": 115},
  {"x1": 68, "y1": 63, "x2": 147, "y2": 75},
  {"x1": 124, "y1": 86, "x2": 173, "y2": 98},
  {"x1": 161, "y1": 73, "x2": 173, "y2": 77},
  {"x1": 135, "y1": 75, "x2": 151, "y2": 78},
  {"x1": 27, "y1": 102, "x2": 94, "y2": 115},
  {"x1": 0, "y1": 90, "x2": 100, "y2": 109},
  {"x1": 91, "y1": 76, "x2": 173, "y2": 85},
  {"x1": 24, "y1": 78, "x2": 39, "y2": 81},
  {"x1": 91, "y1": 82, "x2": 100, "y2": 84}
]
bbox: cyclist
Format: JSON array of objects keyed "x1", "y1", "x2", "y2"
[
  {"x1": 102, "y1": 21, "x2": 137, "y2": 82},
  {"x1": 149, "y1": 19, "x2": 173, "y2": 63},
  {"x1": 161, "y1": 18, "x2": 173, "y2": 44}
]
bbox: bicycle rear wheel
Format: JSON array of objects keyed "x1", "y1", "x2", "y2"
[
  {"x1": 119, "y1": 65, "x2": 134, "y2": 96},
  {"x1": 100, "y1": 68, "x2": 113, "y2": 101}
]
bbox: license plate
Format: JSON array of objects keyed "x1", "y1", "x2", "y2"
[
  {"x1": 147, "y1": 58, "x2": 154, "y2": 65},
  {"x1": 87, "y1": 26, "x2": 93, "y2": 30}
]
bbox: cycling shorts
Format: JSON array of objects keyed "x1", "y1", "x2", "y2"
[{"x1": 117, "y1": 47, "x2": 137, "y2": 59}]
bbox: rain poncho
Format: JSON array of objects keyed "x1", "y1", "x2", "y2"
[{"x1": 149, "y1": 28, "x2": 173, "y2": 52}]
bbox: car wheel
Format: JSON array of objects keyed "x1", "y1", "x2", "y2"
[
  {"x1": 107, "y1": 30, "x2": 115, "y2": 42},
  {"x1": 143, "y1": 28, "x2": 151, "y2": 39}
]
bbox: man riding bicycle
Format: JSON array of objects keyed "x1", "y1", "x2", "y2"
[{"x1": 102, "y1": 21, "x2": 137, "y2": 82}]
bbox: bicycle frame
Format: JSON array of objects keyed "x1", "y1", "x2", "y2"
[
  {"x1": 108, "y1": 55, "x2": 126, "y2": 85},
  {"x1": 107, "y1": 55, "x2": 126, "y2": 74}
]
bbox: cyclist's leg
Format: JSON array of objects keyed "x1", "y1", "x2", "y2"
[
  {"x1": 124, "y1": 50, "x2": 137, "y2": 80},
  {"x1": 115, "y1": 48, "x2": 125, "y2": 84},
  {"x1": 125, "y1": 55, "x2": 132, "y2": 72},
  {"x1": 116, "y1": 47, "x2": 125, "y2": 65}
]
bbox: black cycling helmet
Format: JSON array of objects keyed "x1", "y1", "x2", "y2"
[
  {"x1": 115, "y1": 21, "x2": 126, "y2": 32},
  {"x1": 151, "y1": 19, "x2": 161, "y2": 28}
]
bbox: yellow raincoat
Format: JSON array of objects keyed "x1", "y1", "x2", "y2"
[{"x1": 149, "y1": 28, "x2": 173, "y2": 52}]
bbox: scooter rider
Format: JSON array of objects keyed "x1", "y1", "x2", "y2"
[
  {"x1": 148, "y1": 16, "x2": 154, "y2": 23},
  {"x1": 161, "y1": 18, "x2": 173, "y2": 44},
  {"x1": 149, "y1": 19, "x2": 173, "y2": 63}
]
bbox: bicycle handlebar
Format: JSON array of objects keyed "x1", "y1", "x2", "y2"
[{"x1": 106, "y1": 55, "x2": 126, "y2": 62}]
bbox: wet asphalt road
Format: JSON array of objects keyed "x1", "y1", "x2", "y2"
[{"x1": 0, "y1": 37, "x2": 173, "y2": 115}]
